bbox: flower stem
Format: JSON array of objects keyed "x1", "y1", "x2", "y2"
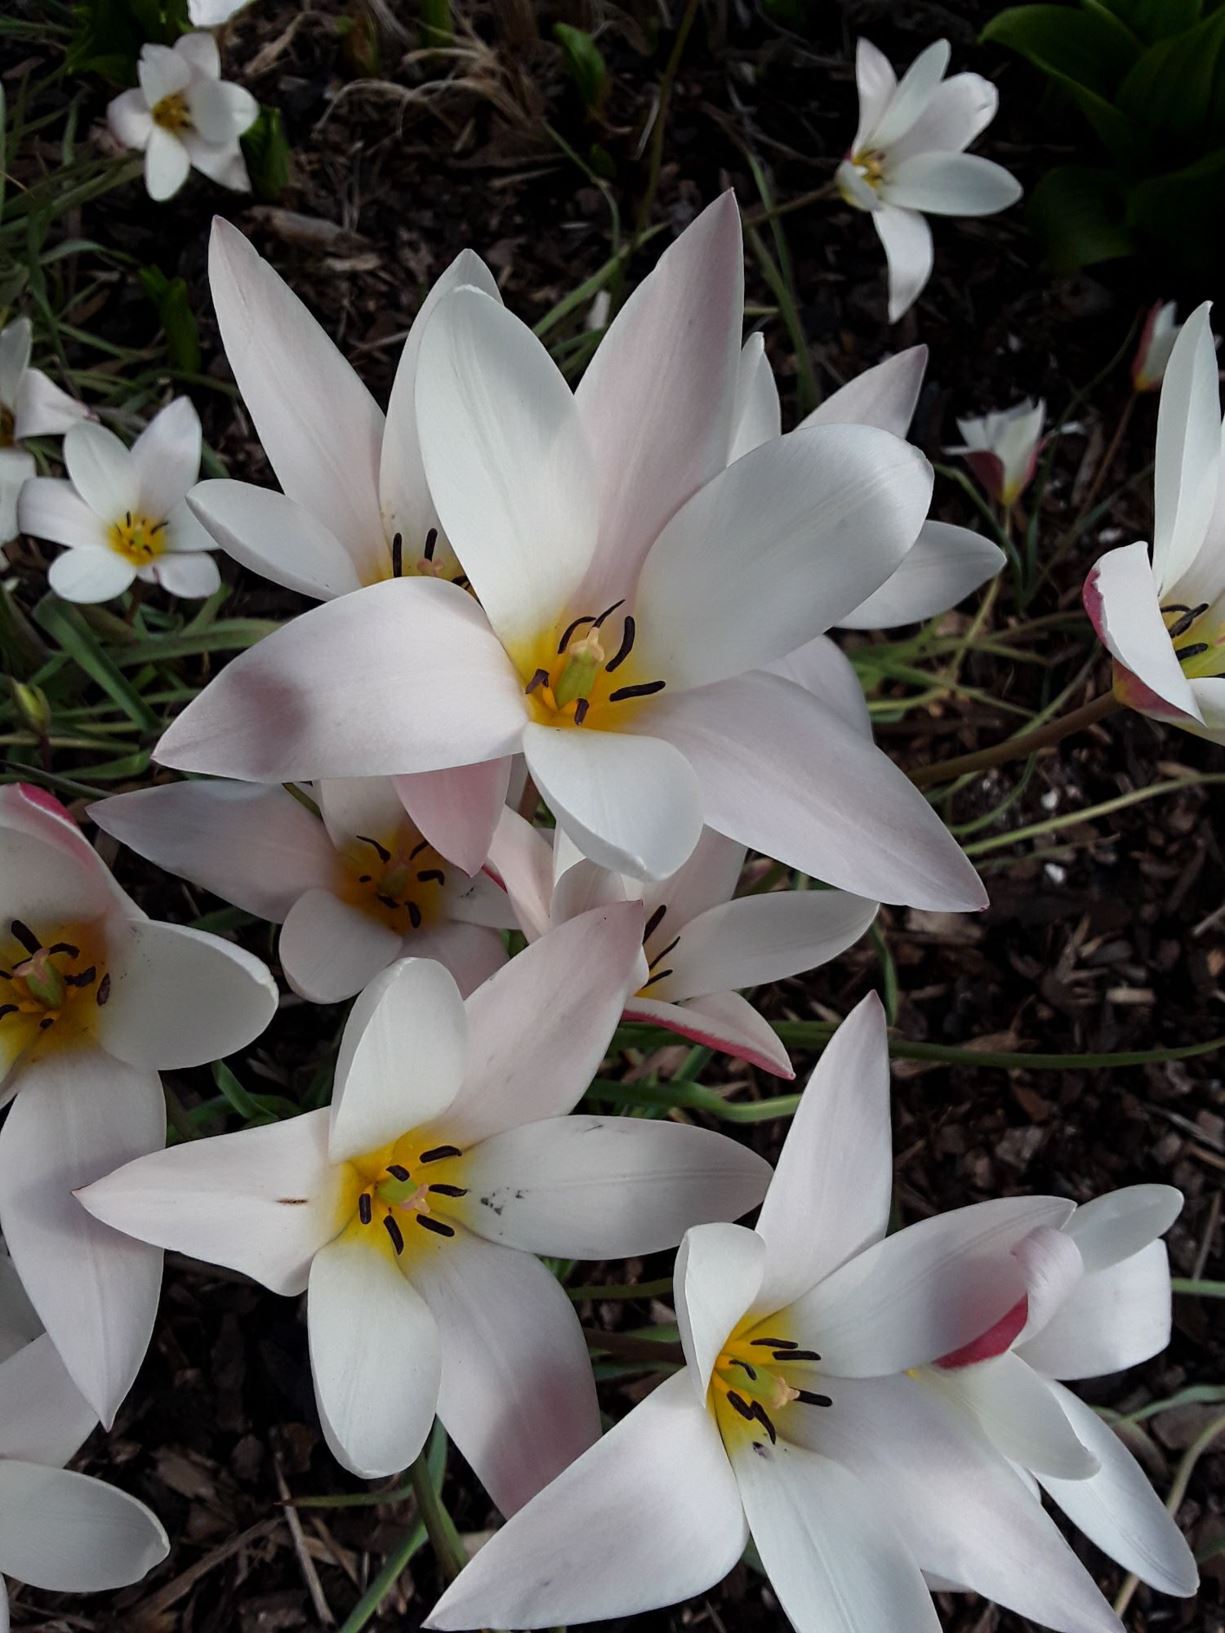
[
  {"x1": 909, "y1": 691, "x2": 1119, "y2": 789},
  {"x1": 408, "y1": 1445, "x2": 468, "y2": 1584}
]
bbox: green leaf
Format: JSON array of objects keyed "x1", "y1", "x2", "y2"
[
  {"x1": 1127, "y1": 146, "x2": 1225, "y2": 275},
  {"x1": 1116, "y1": 2, "x2": 1225, "y2": 144},
  {"x1": 33, "y1": 596, "x2": 159, "y2": 731},
  {"x1": 240, "y1": 106, "x2": 291, "y2": 200},
  {"x1": 138, "y1": 265, "x2": 202, "y2": 374},
  {"x1": 1094, "y1": 0, "x2": 1202, "y2": 41},
  {"x1": 554, "y1": 23, "x2": 608, "y2": 114},
  {"x1": 1027, "y1": 163, "x2": 1135, "y2": 270},
  {"x1": 983, "y1": 5, "x2": 1141, "y2": 96}
]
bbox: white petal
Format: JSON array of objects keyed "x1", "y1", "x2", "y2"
[
  {"x1": 137, "y1": 43, "x2": 191, "y2": 107},
  {"x1": 0, "y1": 1462, "x2": 167, "y2": 1591},
  {"x1": 634, "y1": 424, "x2": 932, "y2": 689},
  {"x1": 767, "y1": 634, "x2": 872, "y2": 736},
  {"x1": 485, "y1": 808, "x2": 554, "y2": 938},
  {"x1": 675, "y1": 1221, "x2": 766, "y2": 1397},
  {"x1": 870, "y1": 39, "x2": 951, "y2": 149},
  {"x1": 130, "y1": 396, "x2": 200, "y2": 519},
  {"x1": 840, "y1": 521, "x2": 1004, "y2": 629},
  {"x1": 789, "y1": 1195, "x2": 1075, "y2": 1377},
  {"x1": 77, "y1": 1107, "x2": 345, "y2": 1297},
  {"x1": 852, "y1": 37, "x2": 898, "y2": 151},
  {"x1": 802, "y1": 345, "x2": 927, "y2": 438},
  {"x1": 0, "y1": 449, "x2": 35, "y2": 545},
  {"x1": 1152, "y1": 301, "x2": 1220, "y2": 589},
  {"x1": 0, "y1": 318, "x2": 31, "y2": 405},
  {"x1": 729, "y1": 332, "x2": 781, "y2": 461},
  {"x1": 438, "y1": 902, "x2": 645, "y2": 1147},
  {"x1": 144, "y1": 126, "x2": 191, "y2": 201},
  {"x1": 0, "y1": 1051, "x2": 164, "y2": 1424},
  {"x1": 314, "y1": 775, "x2": 406, "y2": 847},
  {"x1": 16, "y1": 477, "x2": 108, "y2": 550},
  {"x1": 1064, "y1": 1183, "x2": 1184, "y2": 1272},
  {"x1": 1018, "y1": 1241, "x2": 1172, "y2": 1381},
  {"x1": 279, "y1": 888, "x2": 400, "y2": 1003},
  {"x1": 623, "y1": 989, "x2": 795, "y2": 1076},
  {"x1": 1013, "y1": 1223, "x2": 1085, "y2": 1341},
  {"x1": 208, "y1": 220, "x2": 386, "y2": 568},
  {"x1": 329, "y1": 957, "x2": 467, "y2": 1163},
  {"x1": 410, "y1": 1228, "x2": 599, "y2": 1517},
  {"x1": 155, "y1": 577, "x2": 528, "y2": 781},
  {"x1": 935, "y1": 1354, "x2": 1098, "y2": 1479},
  {"x1": 0, "y1": 1333, "x2": 96, "y2": 1467},
  {"x1": 107, "y1": 86, "x2": 153, "y2": 151},
  {"x1": 308, "y1": 1235, "x2": 440, "y2": 1478},
  {"x1": 90, "y1": 779, "x2": 337, "y2": 923},
  {"x1": 188, "y1": 77, "x2": 257, "y2": 144},
  {"x1": 98, "y1": 918, "x2": 278, "y2": 1070},
  {"x1": 1083, "y1": 541, "x2": 1200, "y2": 720},
  {"x1": 379, "y1": 248, "x2": 502, "y2": 571},
  {"x1": 892, "y1": 71, "x2": 998, "y2": 158},
  {"x1": 48, "y1": 547, "x2": 137, "y2": 604},
  {"x1": 732, "y1": 1437, "x2": 941, "y2": 1633},
  {"x1": 62, "y1": 421, "x2": 137, "y2": 520},
  {"x1": 874, "y1": 205, "x2": 933, "y2": 324},
  {"x1": 188, "y1": 479, "x2": 360, "y2": 600},
  {"x1": 457, "y1": 1114, "x2": 770, "y2": 1258},
  {"x1": 11, "y1": 367, "x2": 93, "y2": 441},
  {"x1": 174, "y1": 28, "x2": 220, "y2": 78},
  {"x1": 393, "y1": 757, "x2": 512, "y2": 876},
  {"x1": 885, "y1": 153, "x2": 1022, "y2": 215},
  {"x1": 575, "y1": 193, "x2": 744, "y2": 606},
  {"x1": 147, "y1": 550, "x2": 220, "y2": 598},
  {"x1": 1039, "y1": 1381, "x2": 1198, "y2": 1597},
  {"x1": 408, "y1": 920, "x2": 507, "y2": 997},
  {"x1": 425, "y1": 1370, "x2": 746, "y2": 1627},
  {"x1": 523, "y1": 723, "x2": 703, "y2": 882},
  {"x1": 638, "y1": 671, "x2": 987, "y2": 909},
  {"x1": 641, "y1": 824, "x2": 747, "y2": 931},
  {"x1": 0, "y1": 783, "x2": 130, "y2": 925},
  {"x1": 753, "y1": 992, "x2": 893, "y2": 1311},
  {"x1": 180, "y1": 132, "x2": 250, "y2": 193}
]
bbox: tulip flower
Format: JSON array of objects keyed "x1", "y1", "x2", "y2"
[
  {"x1": 78, "y1": 910, "x2": 772, "y2": 1507},
  {"x1": 0, "y1": 783, "x2": 278, "y2": 1424},
  {"x1": 92, "y1": 775, "x2": 514, "y2": 1003},
  {"x1": 0, "y1": 318, "x2": 92, "y2": 544},
  {"x1": 0, "y1": 1247, "x2": 169, "y2": 1621},
  {"x1": 732, "y1": 337, "x2": 1004, "y2": 625},
  {"x1": 920, "y1": 1186, "x2": 1197, "y2": 1600},
  {"x1": 107, "y1": 34, "x2": 257, "y2": 201},
  {"x1": 1132, "y1": 301, "x2": 1181, "y2": 393},
  {"x1": 836, "y1": 39, "x2": 1021, "y2": 322},
  {"x1": 18, "y1": 398, "x2": 221, "y2": 604},
  {"x1": 949, "y1": 397, "x2": 1046, "y2": 508},
  {"x1": 1084, "y1": 302, "x2": 1225, "y2": 743},
  {"x1": 489, "y1": 810, "x2": 876, "y2": 1077},
  {"x1": 156, "y1": 195, "x2": 985, "y2": 911},
  {"x1": 425, "y1": 994, "x2": 1125, "y2": 1633}
]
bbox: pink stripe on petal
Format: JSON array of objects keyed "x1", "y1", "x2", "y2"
[{"x1": 935, "y1": 1295, "x2": 1028, "y2": 1369}]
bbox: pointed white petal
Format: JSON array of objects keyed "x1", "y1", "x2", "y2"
[
  {"x1": 1152, "y1": 301, "x2": 1220, "y2": 589},
  {"x1": 767, "y1": 634, "x2": 872, "y2": 736},
  {"x1": 1064, "y1": 1184, "x2": 1184, "y2": 1271},
  {"x1": 0, "y1": 1333, "x2": 96, "y2": 1467},
  {"x1": 48, "y1": 547, "x2": 137, "y2": 604},
  {"x1": 729, "y1": 332, "x2": 782, "y2": 461},
  {"x1": 802, "y1": 346, "x2": 927, "y2": 438},
  {"x1": 130, "y1": 396, "x2": 201, "y2": 520},
  {"x1": 0, "y1": 1462, "x2": 167, "y2": 1591},
  {"x1": 853, "y1": 37, "x2": 898, "y2": 151},
  {"x1": 874, "y1": 205, "x2": 933, "y2": 323},
  {"x1": 936, "y1": 1354, "x2": 1098, "y2": 1479},
  {"x1": 408, "y1": 921, "x2": 507, "y2": 997},
  {"x1": 107, "y1": 86, "x2": 153, "y2": 150},
  {"x1": 174, "y1": 28, "x2": 220, "y2": 78},
  {"x1": 889, "y1": 72, "x2": 999, "y2": 158},
  {"x1": 885, "y1": 153, "x2": 1021, "y2": 215},
  {"x1": 623, "y1": 989, "x2": 795, "y2": 1076},
  {"x1": 0, "y1": 782, "x2": 130, "y2": 923},
  {"x1": 1019, "y1": 1240, "x2": 1172, "y2": 1380},
  {"x1": 188, "y1": 77, "x2": 257, "y2": 144},
  {"x1": 840, "y1": 521, "x2": 1003, "y2": 629},
  {"x1": 1083, "y1": 541, "x2": 1200, "y2": 720},
  {"x1": 1012, "y1": 1222, "x2": 1085, "y2": 1342},
  {"x1": 394, "y1": 757, "x2": 512, "y2": 876},
  {"x1": 62, "y1": 421, "x2": 137, "y2": 521},
  {"x1": 485, "y1": 807, "x2": 555, "y2": 938},
  {"x1": 16, "y1": 477, "x2": 108, "y2": 550},
  {"x1": 675, "y1": 1221, "x2": 766, "y2": 1397},
  {"x1": 188, "y1": 479, "x2": 361, "y2": 600},
  {"x1": 870, "y1": 39, "x2": 952, "y2": 148},
  {"x1": 138, "y1": 43, "x2": 190, "y2": 108},
  {"x1": 147, "y1": 549, "x2": 220, "y2": 599},
  {"x1": 144, "y1": 126, "x2": 191, "y2": 201},
  {"x1": 11, "y1": 367, "x2": 92, "y2": 441}
]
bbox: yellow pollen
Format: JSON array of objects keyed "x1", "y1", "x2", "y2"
[
  {"x1": 514, "y1": 603, "x2": 665, "y2": 730},
  {"x1": 338, "y1": 1134, "x2": 468, "y2": 1260},
  {"x1": 108, "y1": 511, "x2": 168, "y2": 566},
  {"x1": 706, "y1": 1318, "x2": 830, "y2": 1450},
  {"x1": 1, "y1": 918, "x2": 109, "y2": 1060},
  {"x1": 151, "y1": 92, "x2": 192, "y2": 132},
  {"x1": 337, "y1": 827, "x2": 450, "y2": 935}
]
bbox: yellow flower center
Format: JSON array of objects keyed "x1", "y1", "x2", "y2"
[
  {"x1": 151, "y1": 92, "x2": 192, "y2": 132},
  {"x1": 708, "y1": 1316, "x2": 830, "y2": 1451},
  {"x1": 0, "y1": 404, "x2": 15, "y2": 449},
  {"x1": 336, "y1": 827, "x2": 451, "y2": 935},
  {"x1": 372, "y1": 526, "x2": 471, "y2": 591},
  {"x1": 108, "y1": 510, "x2": 168, "y2": 566},
  {"x1": 339, "y1": 1134, "x2": 468, "y2": 1261},
  {"x1": 513, "y1": 601, "x2": 666, "y2": 730},
  {"x1": 838, "y1": 150, "x2": 886, "y2": 207},
  {"x1": 1162, "y1": 599, "x2": 1225, "y2": 680},
  {"x1": 1, "y1": 916, "x2": 110, "y2": 1060}
]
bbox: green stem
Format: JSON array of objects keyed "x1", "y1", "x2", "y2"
[
  {"x1": 1172, "y1": 1278, "x2": 1225, "y2": 1298},
  {"x1": 1114, "y1": 1410, "x2": 1225, "y2": 1616},
  {"x1": 408, "y1": 1446, "x2": 467, "y2": 1583},
  {"x1": 567, "y1": 1275, "x2": 674, "y2": 1301},
  {"x1": 335, "y1": 1518, "x2": 428, "y2": 1632},
  {"x1": 909, "y1": 692, "x2": 1119, "y2": 789}
]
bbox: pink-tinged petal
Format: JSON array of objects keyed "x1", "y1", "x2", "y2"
[
  {"x1": 155, "y1": 577, "x2": 528, "y2": 779},
  {"x1": 308, "y1": 1236, "x2": 440, "y2": 1478},
  {"x1": 416, "y1": 287, "x2": 597, "y2": 651},
  {"x1": 409, "y1": 921, "x2": 507, "y2": 997},
  {"x1": 729, "y1": 332, "x2": 782, "y2": 461},
  {"x1": 523, "y1": 722, "x2": 703, "y2": 882},
  {"x1": 676, "y1": 1221, "x2": 766, "y2": 1396},
  {"x1": 16, "y1": 477, "x2": 108, "y2": 550},
  {"x1": 279, "y1": 888, "x2": 400, "y2": 1004},
  {"x1": 732, "y1": 1437, "x2": 942, "y2": 1633},
  {"x1": 889, "y1": 72, "x2": 999, "y2": 158},
  {"x1": 1063, "y1": 1184, "x2": 1183, "y2": 1272},
  {"x1": 870, "y1": 39, "x2": 951, "y2": 148},
  {"x1": 0, "y1": 781, "x2": 128, "y2": 924},
  {"x1": 933, "y1": 1354, "x2": 1098, "y2": 1479},
  {"x1": 0, "y1": 1051, "x2": 164, "y2": 1424},
  {"x1": 1152, "y1": 301, "x2": 1219, "y2": 590},
  {"x1": 77, "y1": 1108, "x2": 345, "y2": 1297},
  {"x1": 457, "y1": 1114, "x2": 771, "y2": 1258},
  {"x1": 853, "y1": 37, "x2": 898, "y2": 151},
  {"x1": 145, "y1": 549, "x2": 220, "y2": 599},
  {"x1": 329, "y1": 957, "x2": 467, "y2": 1163},
  {"x1": 623, "y1": 990, "x2": 794, "y2": 1076},
  {"x1": 62, "y1": 422, "x2": 137, "y2": 520},
  {"x1": 1039, "y1": 1382, "x2": 1198, "y2": 1597},
  {"x1": 638, "y1": 671, "x2": 987, "y2": 909},
  {"x1": 767, "y1": 634, "x2": 872, "y2": 736},
  {"x1": 873, "y1": 205, "x2": 933, "y2": 324},
  {"x1": 788, "y1": 1195, "x2": 1076, "y2": 1378},
  {"x1": 314, "y1": 776, "x2": 404, "y2": 847},
  {"x1": 1018, "y1": 1240, "x2": 1172, "y2": 1381},
  {"x1": 144, "y1": 126, "x2": 191, "y2": 201},
  {"x1": 188, "y1": 479, "x2": 360, "y2": 600},
  {"x1": 1083, "y1": 542, "x2": 1200, "y2": 721},
  {"x1": 575, "y1": 193, "x2": 744, "y2": 608},
  {"x1": 0, "y1": 1462, "x2": 168, "y2": 1592},
  {"x1": 394, "y1": 757, "x2": 512, "y2": 876},
  {"x1": 885, "y1": 153, "x2": 1021, "y2": 216},
  {"x1": 1013, "y1": 1224, "x2": 1084, "y2": 1342},
  {"x1": 484, "y1": 807, "x2": 555, "y2": 939},
  {"x1": 48, "y1": 547, "x2": 136, "y2": 604},
  {"x1": 425, "y1": 1369, "x2": 746, "y2": 1626},
  {"x1": 797, "y1": 1372, "x2": 1128, "y2": 1633},
  {"x1": 641, "y1": 824, "x2": 746, "y2": 932},
  {"x1": 208, "y1": 220, "x2": 386, "y2": 571},
  {"x1": 634, "y1": 424, "x2": 932, "y2": 690},
  {"x1": 130, "y1": 396, "x2": 200, "y2": 520},
  {"x1": 439, "y1": 902, "x2": 645, "y2": 1146},
  {"x1": 91, "y1": 780, "x2": 337, "y2": 923},
  {"x1": 840, "y1": 521, "x2": 1004, "y2": 630},
  {"x1": 380, "y1": 248, "x2": 502, "y2": 572},
  {"x1": 98, "y1": 918, "x2": 278, "y2": 1070},
  {"x1": 961, "y1": 447, "x2": 1007, "y2": 502},
  {"x1": 754, "y1": 993, "x2": 892, "y2": 1310},
  {"x1": 802, "y1": 346, "x2": 927, "y2": 439},
  {"x1": 936, "y1": 1296, "x2": 1029, "y2": 1369},
  {"x1": 0, "y1": 1333, "x2": 96, "y2": 1467},
  {"x1": 409, "y1": 1227, "x2": 599, "y2": 1517},
  {"x1": 11, "y1": 368, "x2": 93, "y2": 441},
  {"x1": 440, "y1": 868, "x2": 518, "y2": 931}
]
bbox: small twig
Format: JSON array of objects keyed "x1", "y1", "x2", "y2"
[
  {"x1": 909, "y1": 692, "x2": 1120, "y2": 789},
  {"x1": 275, "y1": 1446, "x2": 335, "y2": 1625},
  {"x1": 1113, "y1": 1409, "x2": 1225, "y2": 1616}
]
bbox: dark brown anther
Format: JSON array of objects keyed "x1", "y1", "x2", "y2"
[
  {"x1": 452, "y1": 574, "x2": 470, "y2": 589},
  {"x1": 609, "y1": 680, "x2": 666, "y2": 703},
  {"x1": 48, "y1": 942, "x2": 80, "y2": 958},
  {"x1": 648, "y1": 935, "x2": 680, "y2": 970},
  {"x1": 643, "y1": 904, "x2": 667, "y2": 943},
  {"x1": 592, "y1": 598, "x2": 625, "y2": 629},
  {"x1": 558, "y1": 614, "x2": 596, "y2": 654},
  {"x1": 0, "y1": 1004, "x2": 18, "y2": 1020},
  {"x1": 526, "y1": 667, "x2": 551, "y2": 694},
  {"x1": 419, "y1": 1144, "x2": 462, "y2": 1163},
  {"x1": 358, "y1": 873, "x2": 372, "y2": 884},
  {"x1": 750, "y1": 1337, "x2": 794, "y2": 1348},
  {"x1": 407, "y1": 902, "x2": 422, "y2": 930},
  {"x1": 63, "y1": 966, "x2": 97, "y2": 987},
  {"x1": 573, "y1": 698, "x2": 590, "y2": 726},
  {"x1": 409, "y1": 839, "x2": 430, "y2": 860},
  {"x1": 39, "y1": 1017, "x2": 53, "y2": 1031},
  {"x1": 358, "y1": 834, "x2": 392, "y2": 862},
  {"x1": 726, "y1": 1391, "x2": 756, "y2": 1422},
  {"x1": 392, "y1": 533, "x2": 404, "y2": 577},
  {"x1": 729, "y1": 1358, "x2": 758, "y2": 1380},
  {"x1": 778, "y1": 1348, "x2": 821, "y2": 1362},
  {"x1": 417, "y1": 869, "x2": 446, "y2": 886},
  {"x1": 10, "y1": 920, "x2": 40, "y2": 955},
  {"x1": 749, "y1": 1402, "x2": 778, "y2": 1444},
  {"x1": 96, "y1": 973, "x2": 112, "y2": 1006},
  {"x1": 387, "y1": 1164, "x2": 410, "y2": 1182},
  {"x1": 416, "y1": 1215, "x2": 456, "y2": 1238},
  {"x1": 1167, "y1": 601, "x2": 1209, "y2": 638},
  {"x1": 796, "y1": 1389, "x2": 832, "y2": 1408},
  {"x1": 384, "y1": 1214, "x2": 406, "y2": 1254},
  {"x1": 639, "y1": 967, "x2": 673, "y2": 989},
  {"x1": 605, "y1": 614, "x2": 636, "y2": 672},
  {"x1": 358, "y1": 1193, "x2": 373, "y2": 1225},
  {"x1": 125, "y1": 511, "x2": 132, "y2": 527},
  {"x1": 428, "y1": 1183, "x2": 468, "y2": 1198},
  {"x1": 1175, "y1": 642, "x2": 1211, "y2": 660},
  {"x1": 424, "y1": 527, "x2": 438, "y2": 562}
]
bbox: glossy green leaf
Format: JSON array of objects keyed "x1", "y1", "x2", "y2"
[
  {"x1": 554, "y1": 23, "x2": 609, "y2": 113},
  {"x1": 984, "y1": 5, "x2": 1141, "y2": 95},
  {"x1": 1027, "y1": 163, "x2": 1135, "y2": 270}
]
